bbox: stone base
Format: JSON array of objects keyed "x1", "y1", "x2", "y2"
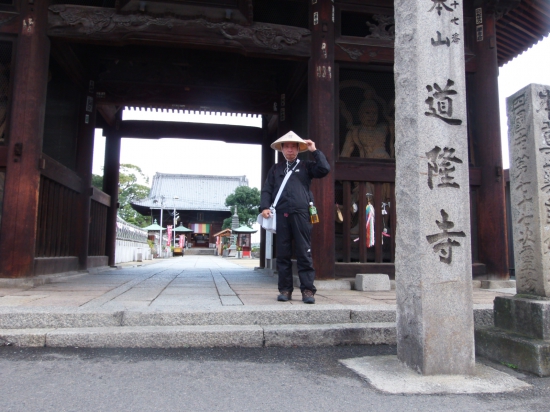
[
  {"x1": 292, "y1": 275, "x2": 352, "y2": 290},
  {"x1": 87, "y1": 256, "x2": 108, "y2": 269},
  {"x1": 340, "y1": 355, "x2": 530, "y2": 394},
  {"x1": 475, "y1": 327, "x2": 550, "y2": 377},
  {"x1": 355, "y1": 274, "x2": 391, "y2": 291},
  {"x1": 0, "y1": 271, "x2": 85, "y2": 288},
  {"x1": 481, "y1": 280, "x2": 516, "y2": 289},
  {"x1": 494, "y1": 295, "x2": 550, "y2": 340},
  {"x1": 34, "y1": 257, "x2": 79, "y2": 276}
]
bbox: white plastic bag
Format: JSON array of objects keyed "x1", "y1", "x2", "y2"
[{"x1": 257, "y1": 208, "x2": 276, "y2": 233}]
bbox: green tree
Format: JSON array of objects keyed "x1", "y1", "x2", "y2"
[
  {"x1": 222, "y1": 186, "x2": 261, "y2": 229},
  {"x1": 92, "y1": 174, "x2": 103, "y2": 190},
  {"x1": 92, "y1": 164, "x2": 152, "y2": 227}
]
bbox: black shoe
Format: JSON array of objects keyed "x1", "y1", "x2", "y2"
[
  {"x1": 302, "y1": 290, "x2": 315, "y2": 304},
  {"x1": 277, "y1": 290, "x2": 292, "y2": 302}
]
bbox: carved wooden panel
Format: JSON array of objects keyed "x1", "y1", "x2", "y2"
[{"x1": 48, "y1": 5, "x2": 311, "y2": 59}]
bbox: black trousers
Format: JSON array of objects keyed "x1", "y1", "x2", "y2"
[{"x1": 276, "y1": 211, "x2": 316, "y2": 294}]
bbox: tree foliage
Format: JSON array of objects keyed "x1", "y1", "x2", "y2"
[
  {"x1": 92, "y1": 164, "x2": 152, "y2": 227},
  {"x1": 222, "y1": 186, "x2": 261, "y2": 229}
]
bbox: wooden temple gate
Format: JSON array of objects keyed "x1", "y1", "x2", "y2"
[{"x1": 0, "y1": 0, "x2": 548, "y2": 279}]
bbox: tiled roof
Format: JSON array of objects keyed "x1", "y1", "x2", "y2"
[
  {"x1": 497, "y1": 1, "x2": 550, "y2": 66},
  {"x1": 131, "y1": 173, "x2": 248, "y2": 212}
]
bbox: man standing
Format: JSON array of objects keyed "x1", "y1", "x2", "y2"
[{"x1": 260, "y1": 131, "x2": 330, "y2": 304}]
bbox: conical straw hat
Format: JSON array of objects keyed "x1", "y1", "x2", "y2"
[{"x1": 270, "y1": 131, "x2": 308, "y2": 152}]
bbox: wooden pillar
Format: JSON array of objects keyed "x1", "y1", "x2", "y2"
[
  {"x1": 75, "y1": 83, "x2": 97, "y2": 270},
  {"x1": 309, "y1": 0, "x2": 335, "y2": 280},
  {"x1": 472, "y1": 5, "x2": 509, "y2": 279},
  {"x1": 259, "y1": 116, "x2": 272, "y2": 268},
  {"x1": 103, "y1": 125, "x2": 121, "y2": 267},
  {"x1": 0, "y1": 2, "x2": 50, "y2": 278}
]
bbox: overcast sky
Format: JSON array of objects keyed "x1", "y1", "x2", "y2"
[
  {"x1": 92, "y1": 35, "x2": 550, "y2": 186},
  {"x1": 498, "y1": 35, "x2": 550, "y2": 168}
]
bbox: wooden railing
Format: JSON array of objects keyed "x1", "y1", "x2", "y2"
[
  {"x1": 334, "y1": 161, "x2": 482, "y2": 277},
  {"x1": 89, "y1": 187, "x2": 110, "y2": 256},
  {"x1": 335, "y1": 179, "x2": 396, "y2": 264},
  {"x1": 35, "y1": 175, "x2": 78, "y2": 257},
  {"x1": 36, "y1": 155, "x2": 111, "y2": 259},
  {"x1": 334, "y1": 162, "x2": 396, "y2": 276}
]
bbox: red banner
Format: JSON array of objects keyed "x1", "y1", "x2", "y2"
[{"x1": 167, "y1": 225, "x2": 172, "y2": 246}]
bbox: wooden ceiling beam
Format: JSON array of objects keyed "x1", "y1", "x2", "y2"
[
  {"x1": 95, "y1": 81, "x2": 278, "y2": 114},
  {"x1": 48, "y1": 5, "x2": 311, "y2": 60},
  {"x1": 116, "y1": 120, "x2": 263, "y2": 144}
]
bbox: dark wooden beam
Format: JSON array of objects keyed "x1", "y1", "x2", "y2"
[
  {"x1": 91, "y1": 187, "x2": 111, "y2": 208},
  {"x1": 335, "y1": 161, "x2": 396, "y2": 183},
  {"x1": 96, "y1": 83, "x2": 278, "y2": 115},
  {"x1": 335, "y1": 42, "x2": 394, "y2": 64},
  {"x1": 96, "y1": 104, "x2": 119, "y2": 127},
  {"x1": 0, "y1": 1, "x2": 50, "y2": 278},
  {"x1": 75, "y1": 86, "x2": 97, "y2": 270},
  {"x1": 0, "y1": 11, "x2": 19, "y2": 34},
  {"x1": 309, "y1": 0, "x2": 335, "y2": 280},
  {"x1": 48, "y1": 5, "x2": 311, "y2": 60},
  {"x1": 39, "y1": 154, "x2": 83, "y2": 194},
  {"x1": 117, "y1": 120, "x2": 264, "y2": 144},
  {"x1": 471, "y1": 7, "x2": 509, "y2": 279},
  {"x1": 103, "y1": 127, "x2": 121, "y2": 267},
  {"x1": 284, "y1": 62, "x2": 308, "y2": 106},
  {"x1": 334, "y1": 162, "x2": 482, "y2": 186},
  {"x1": 50, "y1": 40, "x2": 88, "y2": 90},
  {"x1": 0, "y1": 146, "x2": 6, "y2": 167}
]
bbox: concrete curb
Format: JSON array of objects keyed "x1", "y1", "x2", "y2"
[
  {"x1": 0, "y1": 323, "x2": 398, "y2": 348},
  {"x1": 0, "y1": 310, "x2": 124, "y2": 329},
  {"x1": 263, "y1": 323, "x2": 397, "y2": 347},
  {"x1": 45, "y1": 325, "x2": 265, "y2": 348}
]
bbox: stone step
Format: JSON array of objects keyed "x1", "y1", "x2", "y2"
[
  {"x1": 0, "y1": 306, "x2": 397, "y2": 329},
  {"x1": 0, "y1": 305, "x2": 493, "y2": 330},
  {"x1": 0, "y1": 322, "x2": 397, "y2": 348},
  {"x1": 184, "y1": 248, "x2": 216, "y2": 255}
]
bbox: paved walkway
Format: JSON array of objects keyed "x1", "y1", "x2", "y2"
[{"x1": 0, "y1": 256, "x2": 514, "y2": 310}]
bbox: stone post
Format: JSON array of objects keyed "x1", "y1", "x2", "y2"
[
  {"x1": 394, "y1": 0, "x2": 474, "y2": 375},
  {"x1": 475, "y1": 84, "x2": 550, "y2": 376},
  {"x1": 507, "y1": 84, "x2": 550, "y2": 298}
]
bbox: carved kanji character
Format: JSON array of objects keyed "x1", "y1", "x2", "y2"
[
  {"x1": 426, "y1": 209, "x2": 466, "y2": 264},
  {"x1": 428, "y1": 0, "x2": 454, "y2": 15},
  {"x1": 426, "y1": 146, "x2": 463, "y2": 189},
  {"x1": 425, "y1": 79, "x2": 462, "y2": 125}
]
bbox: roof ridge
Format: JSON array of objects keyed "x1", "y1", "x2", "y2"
[{"x1": 154, "y1": 173, "x2": 247, "y2": 180}]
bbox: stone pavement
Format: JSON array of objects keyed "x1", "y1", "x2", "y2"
[
  {"x1": 0, "y1": 256, "x2": 516, "y2": 351},
  {"x1": 0, "y1": 255, "x2": 514, "y2": 309}
]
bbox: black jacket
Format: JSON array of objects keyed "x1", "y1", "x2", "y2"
[{"x1": 260, "y1": 150, "x2": 330, "y2": 214}]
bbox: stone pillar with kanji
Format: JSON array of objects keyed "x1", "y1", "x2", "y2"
[
  {"x1": 394, "y1": 0, "x2": 475, "y2": 375},
  {"x1": 476, "y1": 84, "x2": 550, "y2": 377}
]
